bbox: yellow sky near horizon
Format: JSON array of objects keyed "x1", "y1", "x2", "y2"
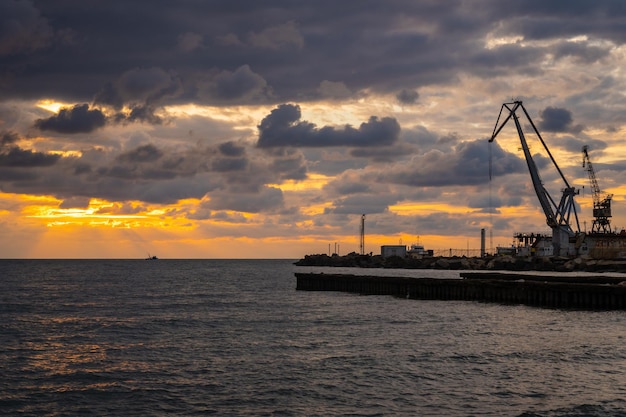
[{"x1": 0, "y1": 187, "x2": 513, "y2": 258}]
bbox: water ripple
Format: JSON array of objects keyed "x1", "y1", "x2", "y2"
[{"x1": 0, "y1": 259, "x2": 625, "y2": 416}]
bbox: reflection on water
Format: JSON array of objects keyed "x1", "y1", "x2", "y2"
[{"x1": 0, "y1": 259, "x2": 625, "y2": 417}]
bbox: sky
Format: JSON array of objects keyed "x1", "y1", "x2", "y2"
[{"x1": 2, "y1": 0, "x2": 626, "y2": 258}]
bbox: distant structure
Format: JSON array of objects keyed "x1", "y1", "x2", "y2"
[
  {"x1": 359, "y1": 214, "x2": 366, "y2": 255},
  {"x1": 582, "y1": 145, "x2": 613, "y2": 234},
  {"x1": 480, "y1": 228, "x2": 486, "y2": 257},
  {"x1": 407, "y1": 243, "x2": 432, "y2": 259},
  {"x1": 381, "y1": 245, "x2": 407, "y2": 258}
]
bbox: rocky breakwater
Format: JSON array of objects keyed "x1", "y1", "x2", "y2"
[{"x1": 295, "y1": 253, "x2": 626, "y2": 273}]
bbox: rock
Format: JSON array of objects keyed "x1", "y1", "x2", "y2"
[{"x1": 435, "y1": 258, "x2": 450, "y2": 269}]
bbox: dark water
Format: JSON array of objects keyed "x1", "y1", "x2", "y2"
[{"x1": 1, "y1": 259, "x2": 625, "y2": 416}]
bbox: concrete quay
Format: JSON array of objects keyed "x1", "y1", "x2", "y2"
[{"x1": 295, "y1": 272, "x2": 626, "y2": 310}]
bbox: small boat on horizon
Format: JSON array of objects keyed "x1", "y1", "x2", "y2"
[{"x1": 145, "y1": 254, "x2": 158, "y2": 260}]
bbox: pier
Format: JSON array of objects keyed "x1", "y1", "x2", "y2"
[{"x1": 295, "y1": 272, "x2": 626, "y2": 310}]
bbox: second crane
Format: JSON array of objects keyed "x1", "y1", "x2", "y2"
[{"x1": 582, "y1": 145, "x2": 613, "y2": 234}]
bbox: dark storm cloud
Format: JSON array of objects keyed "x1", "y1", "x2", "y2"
[
  {"x1": 271, "y1": 153, "x2": 307, "y2": 180},
  {"x1": 93, "y1": 67, "x2": 182, "y2": 124},
  {"x1": 0, "y1": 167, "x2": 40, "y2": 181},
  {"x1": 257, "y1": 104, "x2": 400, "y2": 148},
  {"x1": 1, "y1": 1, "x2": 620, "y2": 106},
  {"x1": 1, "y1": 131, "x2": 19, "y2": 146},
  {"x1": 2, "y1": 0, "x2": 626, "y2": 216},
  {"x1": 0, "y1": 139, "x2": 297, "y2": 205},
  {"x1": 384, "y1": 139, "x2": 524, "y2": 187},
  {"x1": 350, "y1": 143, "x2": 417, "y2": 163},
  {"x1": 538, "y1": 107, "x2": 583, "y2": 133},
  {"x1": 0, "y1": 132, "x2": 60, "y2": 168},
  {"x1": 219, "y1": 141, "x2": 246, "y2": 157},
  {"x1": 552, "y1": 41, "x2": 611, "y2": 64},
  {"x1": 326, "y1": 194, "x2": 393, "y2": 215},
  {"x1": 117, "y1": 144, "x2": 163, "y2": 163},
  {"x1": 246, "y1": 21, "x2": 304, "y2": 50},
  {"x1": 489, "y1": 1, "x2": 626, "y2": 43},
  {"x1": 94, "y1": 67, "x2": 183, "y2": 109},
  {"x1": 34, "y1": 104, "x2": 106, "y2": 134},
  {"x1": 119, "y1": 105, "x2": 163, "y2": 125},
  {"x1": 205, "y1": 186, "x2": 284, "y2": 213},
  {"x1": 73, "y1": 162, "x2": 91, "y2": 175},
  {"x1": 396, "y1": 89, "x2": 419, "y2": 105},
  {"x1": 197, "y1": 65, "x2": 269, "y2": 103},
  {"x1": 329, "y1": 181, "x2": 372, "y2": 196},
  {"x1": 0, "y1": 0, "x2": 54, "y2": 55},
  {"x1": 0, "y1": 146, "x2": 60, "y2": 167},
  {"x1": 211, "y1": 157, "x2": 248, "y2": 172},
  {"x1": 0, "y1": 128, "x2": 64, "y2": 179},
  {"x1": 551, "y1": 136, "x2": 607, "y2": 155},
  {"x1": 94, "y1": 143, "x2": 223, "y2": 185},
  {"x1": 59, "y1": 196, "x2": 90, "y2": 209}
]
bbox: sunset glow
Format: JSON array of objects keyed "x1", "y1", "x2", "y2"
[{"x1": 2, "y1": 2, "x2": 626, "y2": 258}]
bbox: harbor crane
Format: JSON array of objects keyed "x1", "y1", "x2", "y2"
[
  {"x1": 582, "y1": 145, "x2": 613, "y2": 233},
  {"x1": 489, "y1": 101, "x2": 580, "y2": 257}
]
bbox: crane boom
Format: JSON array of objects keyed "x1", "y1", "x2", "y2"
[
  {"x1": 489, "y1": 101, "x2": 580, "y2": 256},
  {"x1": 582, "y1": 145, "x2": 612, "y2": 233},
  {"x1": 510, "y1": 110, "x2": 558, "y2": 227}
]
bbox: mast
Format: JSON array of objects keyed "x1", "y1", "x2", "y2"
[{"x1": 359, "y1": 214, "x2": 366, "y2": 255}]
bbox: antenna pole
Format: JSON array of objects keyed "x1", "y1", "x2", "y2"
[{"x1": 360, "y1": 214, "x2": 366, "y2": 255}]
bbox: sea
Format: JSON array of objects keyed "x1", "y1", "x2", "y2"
[{"x1": 1, "y1": 259, "x2": 625, "y2": 417}]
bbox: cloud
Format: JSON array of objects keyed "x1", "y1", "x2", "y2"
[
  {"x1": 317, "y1": 80, "x2": 352, "y2": 99},
  {"x1": 93, "y1": 67, "x2": 182, "y2": 124},
  {"x1": 248, "y1": 21, "x2": 304, "y2": 50},
  {"x1": 218, "y1": 141, "x2": 246, "y2": 157},
  {"x1": 34, "y1": 104, "x2": 106, "y2": 133},
  {"x1": 114, "y1": 67, "x2": 182, "y2": 105},
  {"x1": 94, "y1": 202, "x2": 145, "y2": 215},
  {"x1": 2, "y1": 2, "x2": 624, "y2": 107},
  {"x1": 206, "y1": 186, "x2": 284, "y2": 213},
  {"x1": 0, "y1": 167, "x2": 40, "y2": 181},
  {"x1": 326, "y1": 193, "x2": 394, "y2": 215},
  {"x1": 257, "y1": 104, "x2": 400, "y2": 148},
  {"x1": 271, "y1": 152, "x2": 307, "y2": 180},
  {"x1": 117, "y1": 144, "x2": 163, "y2": 163},
  {"x1": 0, "y1": 138, "x2": 60, "y2": 167},
  {"x1": 396, "y1": 89, "x2": 419, "y2": 105},
  {"x1": 0, "y1": 130, "x2": 308, "y2": 205},
  {"x1": 538, "y1": 106, "x2": 583, "y2": 133},
  {"x1": 383, "y1": 139, "x2": 525, "y2": 187},
  {"x1": 1, "y1": 131, "x2": 19, "y2": 146},
  {"x1": 59, "y1": 196, "x2": 91, "y2": 209},
  {"x1": 0, "y1": 0, "x2": 53, "y2": 55},
  {"x1": 552, "y1": 40, "x2": 612, "y2": 64},
  {"x1": 216, "y1": 33, "x2": 243, "y2": 47},
  {"x1": 0, "y1": 147, "x2": 59, "y2": 168},
  {"x1": 211, "y1": 157, "x2": 248, "y2": 172},
  {"x1": 350, "y1": 143, "x2": 417, "y2": 163},
  {"x1": 177, "y1": 32, "x2": 203, "y2": 52},
  {"x1": 197, "y1": 65, "x2": 269, "y2": 103}
]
